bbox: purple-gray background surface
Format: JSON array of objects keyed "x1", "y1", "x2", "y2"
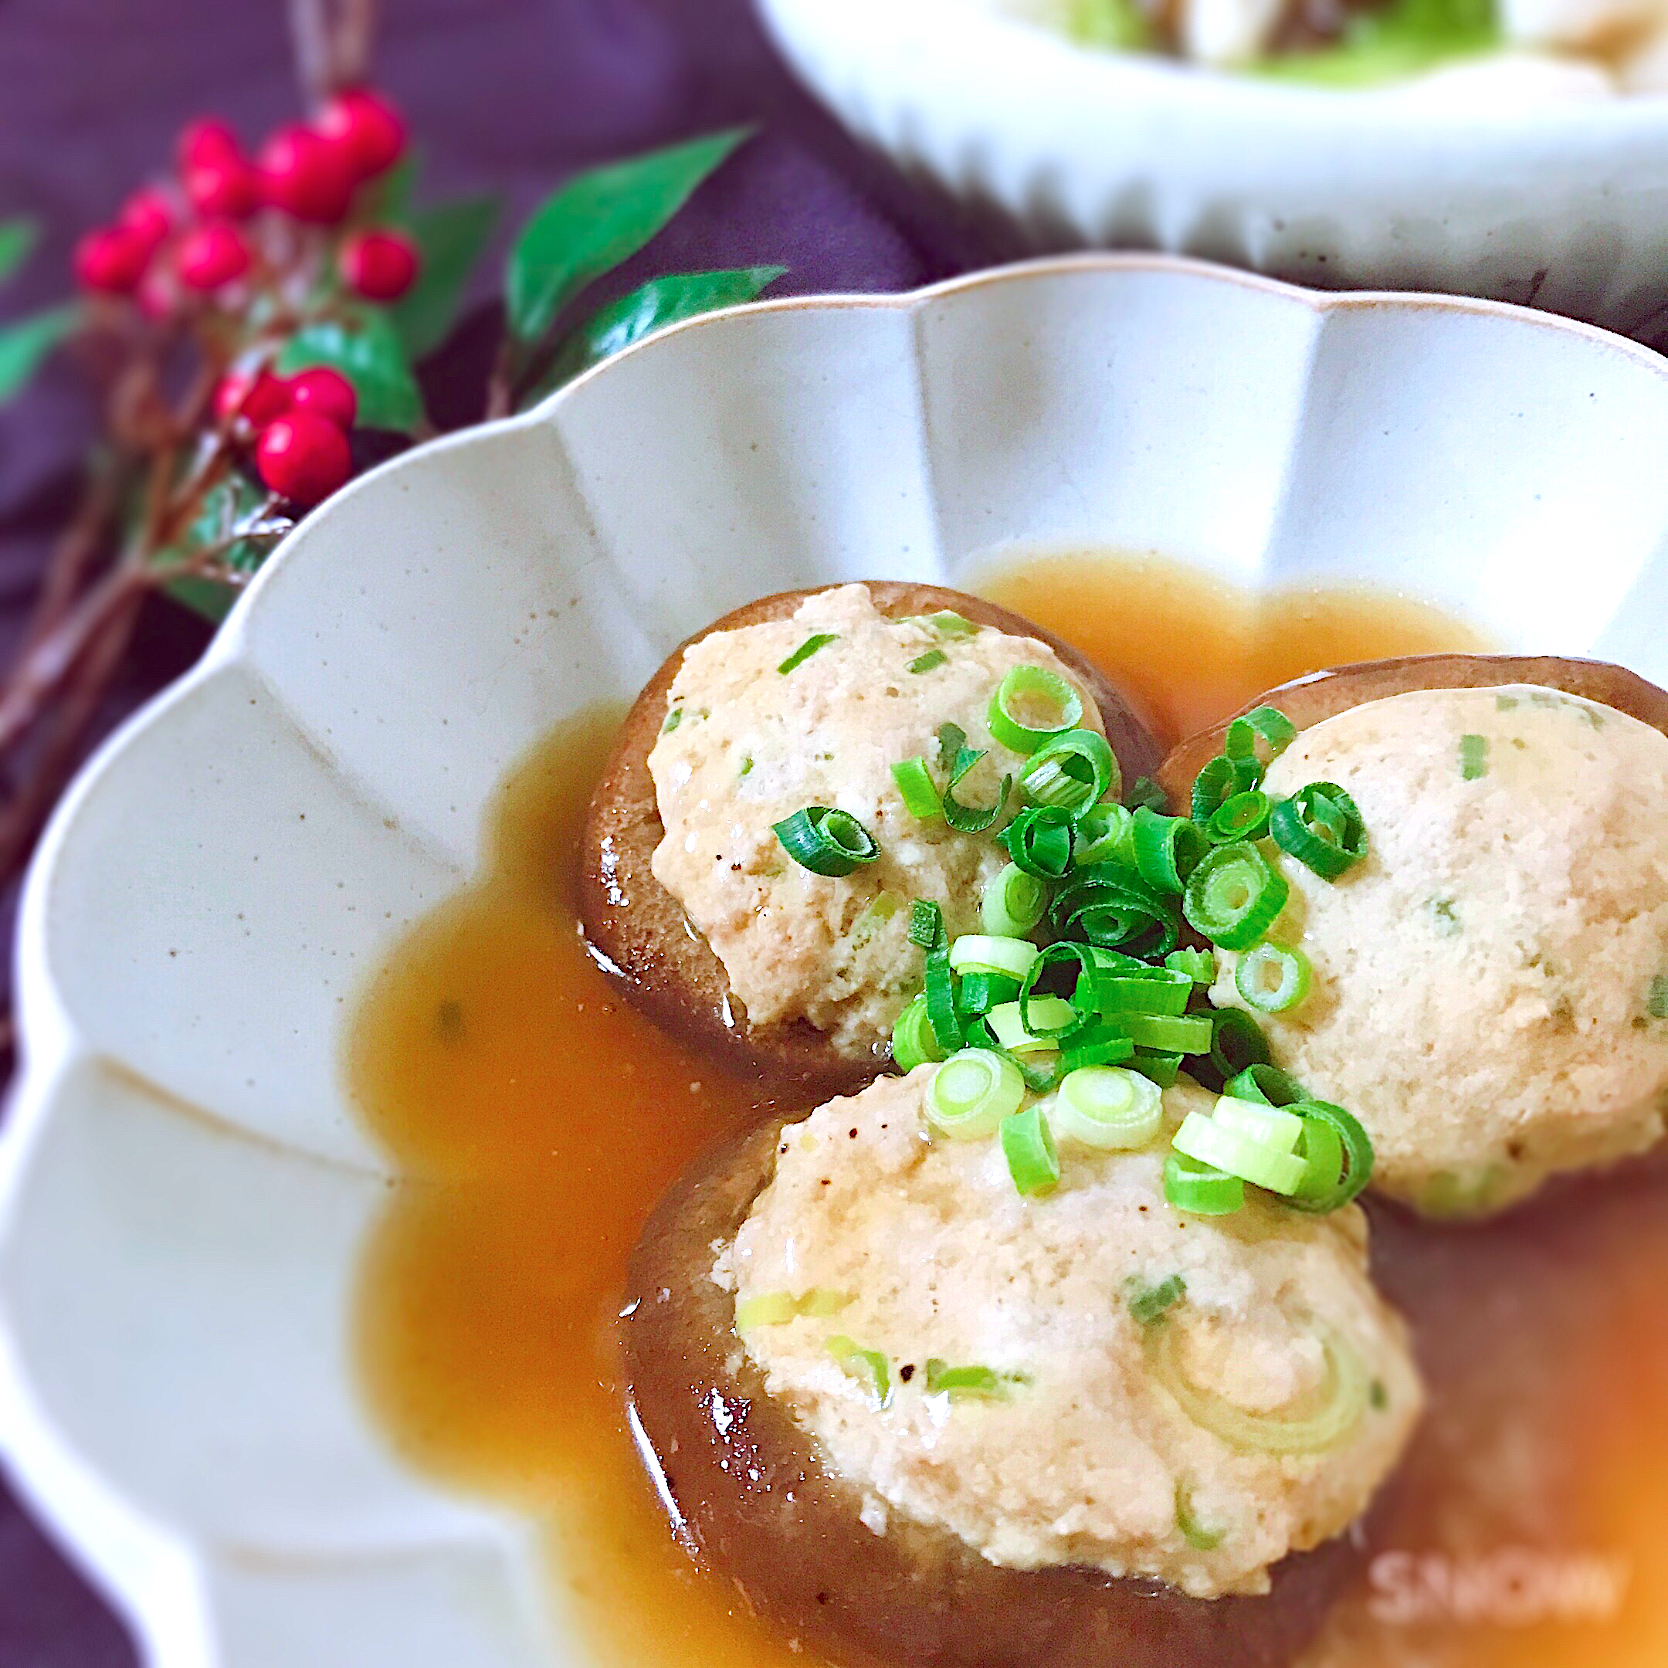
[{"x1": 0, "y1": 1, "x2": 1012, "y2": 1659}]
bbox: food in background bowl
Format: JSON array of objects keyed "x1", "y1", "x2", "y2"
[
  {"x1": 579, "y1": 581, "x2": 1160, "y2": 1095},
  {"x1": 1160, "y1": 653, "x2": 1668, "y2": 1215}
]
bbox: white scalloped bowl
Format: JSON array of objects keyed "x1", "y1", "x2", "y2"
[
  {"x1": 5, "y1": 255, "x2": 1668, "y2": 1668},
  {"x1": 757, "y1": 0, "x2": 1668, "y2": 331}
]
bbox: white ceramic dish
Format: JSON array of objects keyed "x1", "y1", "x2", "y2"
[
  {"x1": 4, "y1": 254, "x2": 1668, "y2": 1668},
  {"x1": 757, "y1": 0, "x2": 1668, "y2": 332}
]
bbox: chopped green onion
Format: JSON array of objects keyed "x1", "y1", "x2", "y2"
[
  {"x1": 1052, "y1": 863, "x2": 1180, "y2": 957},
  {"x1": 909, "y1": 899, "x2": 943, "y2": 949},
  {"x1": 661, "y1": 706, "x2": 684, "y2": 734},
  {"x1": 1175, "y1": 1477, "x2": 1225, "y2": 1551},
  {"x1": 1206, "y1": 1006, "x2": 1271, "y2": 1081},
  {"x1": 1074, "y1": 800, "x2": 1134, "y2": 867},
  {"x1": 1225, "y1": 1063, "x2": 1305, "y2": 1107},
  {"x1": 1001, "y1": 805, "x2": 1076, "y2": 879},
  {"x1": 1129, "y1": 1273, "x2": 1187, "y2": 1325},
  {"x1": 923, "y1": 1359, "x2": 1012, "y2": 1399},
  {"x1": 891, "y1": 756, "x2": 943, "y2": 820},
  {"x1": 936, "y1": 721, "x2": 967, "y2": 771},
  {"x1": 1459, "y1": 732, "x2": 1488, "y2": 780},
  {"x1": 850, "y1": 891, "x2": 901, "y2": 948},
  {"x1": 986, "y1": 998, "x2": 1075, "y2": 1054},
  {"x1": 778, "y1": 632, "x2": 838, "y2": 674},
  {"x1": 1088, "y1": 964, "x2": 1193, "y2": 1017},
  {"x1": 982, "y1": 862, "x2": 1048, "y2": 936},
  {"x1": 1000, "y1": 1104, "x2": 1060, "y2": 1196},
  {"x1": 1234, "y1": 943, "x2": 1312, "y2": 1013},
  {"x1": 1127, "y1": 776, "x2": 1167, "y2": 812},
  {"x1": 1146, "y1": 1315, "x2": 1368, "y2": 1454},
  {"x1": 1120, "y1": 1012, "x2": 1213, "y2": 1053},
  {"x1": 1173, "y1": 1109, "x2": 1306, "y2": 1194},
  {"x1": 1055, "y1": 1065, "x2": 1163, "y2": 1149},
  {"x1": 1225, "y1": 707, "x2": 1297, "y2": 773},
  {"x1": 928, "y1": 1048, "x2": 1026, "y2": 1139},
  {"x1": 988, "y1": 665, "x2": 1084, "y2": 754},
  {"x1": 1650, "y1": 973, "x2": 1668, "y2": 1020},
  {"x1": 1019, "y1": 941, "x2": 1100, "y2": 1040},
  {"x1": 798, "y1": 1287, "x2": 853, "y2": 1317},
  {"x1": 738, "y1": 754, "x2": 753, "y2": 777},
  {"x1": 1205, "y1": 790, "x2": 1273, "y2": 845},
  {"x1": 892, "y1": 993, "x2": 948, "y2": 1072},
  {"x1": 1191, "y1": 754, "x2": 1257, "y2": 822},
  {"x1": 1132, "y1": 806, "x2": 1207, "y2": 895},
  {"x1": 1270, "y1": 783, "x2": 1367, "y2": 880},
  {"x1": 1166, "y1": 947, "x2": 1217, "y2": 985},
  {"x1": 956, "y1": 970, "x2": 1022, "y2": 1017},
  {"x1": 926, "y1": 609, "x2": 978, "y2": 638},
  {"x1": 1182, "y1": 842, "x2": 1288, "y2": 950},
  {"x1": 909, "y1": 648, "x2": 948, "y2": 675},
  {"x1": 1211, "y1": 1094, "x2": 1305, "y2": 1153},
  {"x1": 736, "y1": 1291, "x2": 798, "y2": 1330},
  {"x1": 925, "y1": 936, "x2": 963, "y2": 1054},
  {"x1": 827, "y1": 1335, "x2": 891, "y2": 1406},
  {"x1": 950, "y1": 934, "x2": 1042, "y2": 982},
  {"x1": 1019, "y1": 728, "x2": 1120, "y2": 816},
  {"x1": 1128, "y1": 1047, "x2": 1183, "y2": 1087},
  {"x1": 1060, "y1": 1023, "x2": 1138, "y2": 1071},
  {"x1": 1163, "y1": 1151, "x2": 1244, "y2": 1215},
  {"x1": 773, "y1": 806, "x2": 880, "y2": 876},
  {"x1": 1285, "y1": 1100, "x2": 1374, "y2": 1212},
  {"x1": 943, "y1": 745, "x2": 1012, "y2": 834}
]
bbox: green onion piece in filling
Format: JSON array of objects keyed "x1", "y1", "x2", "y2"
[
  {"x1": 1132, "y1": 806, "x2": 1208, "y2": 895},
  {"x1": 1000, "y1": 1104, "x2": 1061, "y2": 1197},
  {"x1": 956, "y1": 971, "x2": 1022, "y2": 1018},
  {"x1": 927, "y1": 609, "x2": 978, "y2": 638},
  {"x1": 982, "y1": 862, "x2": 1048, "y2": 936},
  {"x1": 1129, "y1": 1273, "x2": 1188, "y2": 1326},
  {"x1": 1019, "y1": 728, "x2": 1120, "y2": 816},
  {"x1": 1205, "y1": 790, "x2": 1273, "y2": 845},
  {"x1": 827, "y1": 1335, "x2": 892, "y2": 1406},
  {"x1": 661, "y1": 706, "x2": 684, "y2": 734},
  {"x1": 1234, "y1": 943, "x2": 1313, "y2": 1013},
  {"x1": 1224, "y1": 706, "x2": 1297, "y2": 773},
  {"x1": 735, "y1": 1291, "x2": 798, "y2": 1330},
  {"x1": 988, "y1": 665, "x2": 1084, "y2": 754},
  {"x1": 1052, "y1": 863, "x2": 1181, "y2": 958},
  {"x1": 892, "y1": 992, "x2": 948, "y2": 1072},
  {"x1": 1145, "y1": 1314, "x2": 1369, "y2": 1455},
  {"x1": 1166, "y1": 947, "x2": 1217, "y2": 985},
  {"x1": 1175, "y1": 1477, "x2": 1226, "y2": 1551},
  {"x1": 943, "y1": 745, "x2": 1013, "y2": 834},
  {"x1": 798, "y1": 1287, "x2": 853, "y2": 1317},
  {"x1": 986, "y1": 998, "x2": 1075, "y2": 1055},
  {"x1": 1191, "y1": 754, "x2": 1258, "y2": 822},
  {"x1": 773, "y1": 806, "x2": 881, "y2": 876},
  {"x1": 909, "y1": 648, "x2": 949, "y2": 675},
  {"x1": 1459, "y1": 732, "x2": 1488, "y2": 780},
  {"x1": 924, "y1": 1359, "x2": 1013, "y2": 1399},
  {"x1": 1074, "y1": 800, "x2": 1135, "y2": 867},
  {"x1": 1128, "y1": 1047, "x2": 1184, "y2": 1087},
  {"x1": 950, "y1": 933, "x2": 1042, "y2": 982},
  {"x1": 909, "y1": 898, "x2": 943, "y2": 949},
  {"x1": 928, "y1": 1047, "x2": 1026, "y2": 1139},
  {"x1": 1120, "y1": 1012, "x2": 1213, "y2": 1054},
  {"x1": 1182, "y1": 841, "x2": 1288, "y2": 950},
  {"x1": 1001, "y1": 804, "x2": 1076, "y2": 879},
  {"x1": 1225, "y1": 1062, "x2": 1306, "y2": 1108},
  {"x1": 1127, "y1": 776, "x2": 1167, "y2": 812},
  {"x1": 1173, "y1": 1109, "x2": 1306, "y2": 1195},
  {"x1": 1164, "y1": 1151, "x2": 1245, "y2": 1215},
  {"x1": 1212, "y1": 1094, "x2": 1305, "y2": 1154},
  {"x1": 1284, "y1": 1100, "x2": 1375, "y2": 1212},
  {"x1": 777, "y1": 632, "x2": 838, "y2": 674},
  {"x1": 891, "y1": 756, "x2": 943, "y2": 820},
  {"x1": 1055, "y1": 1065, "x2": 1163, "y2": 1150},
  {"x1": 1269, "y1": 782, "x2": 1367, "y2": 880},
  {"x1": 1206, "y1": 1005, "x2": 1271, "y2": 1081}
]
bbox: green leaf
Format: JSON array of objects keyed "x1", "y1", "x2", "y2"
[
  {"x1": 278, "y1": 311, "x2": 424, "y2": 432},
  {"x1": 0, "y1": 219, "x2": 39, "y2": 286},
  {"x1": 520, "y1": 265, "x2": 785, "y2": 410},
  {"x1": 390, "y1": 195, "x2": 501, "y2": 360},
  {"x1": 165, "y1": 575, "x2": 237, "y2": 623},
  {"x1": 361, "y1": 150, "x2": 421, "y2": 223},
  {"x1": 161, "y1": 472, "x2": 286, "y2": 623},
  {"x1": 505, "y1": 127, "x2": 752, "y2": 344},
  {"x1": 0, "y1": 303, "x2": 78, "y2": 402}
]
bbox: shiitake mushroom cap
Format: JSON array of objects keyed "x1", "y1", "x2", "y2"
[{"x1": 579, "y1": 583, "x2": 1161, "y2": 1099}]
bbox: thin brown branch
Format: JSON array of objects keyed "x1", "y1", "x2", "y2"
[{"x1": 289, "y1": 0, "x2": 335, "y2": 106}]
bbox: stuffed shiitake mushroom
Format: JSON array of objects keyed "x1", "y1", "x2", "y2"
[
  {"x1": 581, "y1": 582, "x2": 1160, "y2": 1095},
  {"x1": 1158, "y1": 653, "x2": 1668, "y2": 1217},
  {"x1": 622, "y1": 1065, "x2": 1422, "y2": 1668}
]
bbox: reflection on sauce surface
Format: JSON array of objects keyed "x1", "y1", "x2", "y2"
[{"x1": 351, "y1": 551, "x2": 1666, "y2": 1668}]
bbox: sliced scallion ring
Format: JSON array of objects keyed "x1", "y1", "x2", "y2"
[
  {"x1": 986, "y1": 998, "x2": 1075, "y2": 1054},
  {"x1": 1000, "y1": 1104, "x2": 1060, "y2": 1196},
  {"x1": 1205, "y1": 790, "x2": 1274, "y2": 845},
  {"x1": 1207, "y1": 1006, "x2": 1271, "y2": 1081},
  {"x1": 1091, "y1": 965, "x2": 1194, "y2": 1017},
  {"x1": 1284, "y1": 1100, "x2": 1374, "y2": 1213},
  {"x1": 1019, "y1": 728, "x2": 1120, "y2": 816},
  {"x1": 1054, "y1": 1065, "x2": 1163, "y2": 1149},
  {"x1": 1129, "y1": 1047, "x2": 1184, "y2": 1087},
  {"x1": 1234, "y1": 943, "x2": 1312, "y2": 1013},
  {"x1": 1166, "y1": 947, "x2": 1217, "y2": 986},
  {"x1": 1270, "y1": 782, "x2": 1367, "y2": 881},
  {"x1": 1224, "y1": 706, "x2": 1297, "y2": 771},
  {"x1": 956, "y1": 970, "x2": 1022, "y2": 1018},
  {"x1": 928, "y1": 1048, "x2": 1026, "y2": 1139},
  {"x1": 890, "y1": 756, "x2": 942, "y2": 820},
  {"x1": 988, "y1": 665, "x2": 1084, "y2": 754},
  {"x1": 982, "y1": 862, "x2": 1048, "y2": 936},
  {"x1": 892, "y1": 992, "x2": 947, "y2": 1072},
  {"x1": 1132, "y1": 806, "x2": 1208, "y2": 895},
  {"x1": 1224, "y1": 1062, "x2": 1306, "y2": 1108},
  {"x1": 1182, "y1": 841, "x2": 1288, "y2": 950},
  {"x1": 1120, "y1": 1012, "x2": 1213, "y2": 1053},
  {"x1": 949, "y1": 933, "x2": 1042, "y2": 982},
  {"x1": 772, "y1": 805, "x2": 880, "y2": 876},
  {"x1": 1060, "y1": 1023, "x2": 1137, "y2": 1071},
  {"x1": 1191, "y1": 754, "x2": 1258, "y2": 823},
  {"x1": 1164, "y1": 1151, "x2": 1244, "y2": 1215},
  {"x1": 1001, "y1": 805, "x2": 1076, "y2": 880},
  {"x1": 1073, "y1": 800, "x2": 1135, "y2": 867},
  {"x1": 943, "y1": 745, "x2": 1012, "y2": 835},
  {"x1": 1052, "y1": 863, "x2": 1181, "y2": 958},
  {"x1": 1211, "y1": 1094, "x2": 1305, "y2": 1153},
  {"x1": 1172, "y1": 1109, "x2": 1307, "y2": 1195}
]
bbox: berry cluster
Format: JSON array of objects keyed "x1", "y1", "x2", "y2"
[
  {"x1": 214, "y1": 363, "x2": 358, "y2": 505},
  {"x1": 71, "y1": 88, "x2": 420, "y2": 314}
]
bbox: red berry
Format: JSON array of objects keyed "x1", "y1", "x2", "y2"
[
  {"x1": 73, "y1": 225, "x2": 153, "y2": 294},
  {"x1": 286, "y1": 366, "x2": 358, "y2": 430},
  {"x1": 215, "y1": 366, "x2": 292, "y2": 427},
  {"x1": 175, "y1": 222, "x2": 251, "y2": 291},
  {"x1": 177, "y1": 118, "x2": 240, "y2": 174},
  {"x1": 185, "y1": 153, "x2": 261, "y2": 219},
  {"x1": 316, "y1": 88, "x2": 406, "y2": 181},
  {"x1": 256, "y1": 412, "x2": 352, "y2": 506},
  {"x1": 257, "y1": 125, "x2": 355, "y2": 223},
  {"x1": 118, "y1": 188, "x2": 174, "y2": 250},
  {"x1": 339, "y1": 229, "x2": 418, "y2": 301}
]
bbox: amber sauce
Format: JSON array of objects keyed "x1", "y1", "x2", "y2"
[{"x1": 352, "y1": 549, "x2": 1668, "y2": 1668}]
